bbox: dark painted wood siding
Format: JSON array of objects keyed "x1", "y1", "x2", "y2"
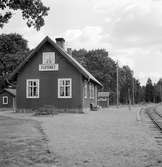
[
  {"x1": 82, "y1": 77, "x2": 98, "y2": 111},
  {"x1": 0, "y1": 91, "x2": 14, "y2": 108},
  {"x1": 16, "y1": 41, "x2": 83, "y2": 112}
]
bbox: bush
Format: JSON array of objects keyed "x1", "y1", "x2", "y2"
[{"x1": 33, "y1": 105, "x2": 58, "y2": 116}]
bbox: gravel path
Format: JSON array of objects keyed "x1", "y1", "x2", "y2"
[{"x1": 42, "y1": 107, "x2": 162, "y2": 167}]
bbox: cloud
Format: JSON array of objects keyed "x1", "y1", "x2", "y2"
[
  {"x1": 102, "y1": 0, "x2": 162, "y2": 49},
  {"x1": 2, "y1": 0, "x2": 162, "y2": 85},
  {"x1": 64, "y1": 26, "x2": 110, "y2": 49}
]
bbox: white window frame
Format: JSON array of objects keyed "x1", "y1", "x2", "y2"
[
  {"x1": 90, "y1": 83, "x2": 94, "y2": 99},
  {"x1": 26, "y1": 79, "x2": 40, "y2": 98},
  {"x1": 84, "y1": 80, "x2": 87, "y2": 98},
  {"x1": 43, "y1": 52, "x2": 55, "y2": 64},
  {"x1": 3, "y1": 96, "x2": 8, "y2": 104},
  {"x1": 58, "y1": 78, "x2": 72, "y2": 98}
]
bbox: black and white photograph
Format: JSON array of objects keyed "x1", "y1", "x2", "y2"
[{"x1": 0, "y1": 0, "x2": 162, "y2": 166}]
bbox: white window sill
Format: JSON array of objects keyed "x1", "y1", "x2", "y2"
[
  {"x1": 58, "y1": 96, "x2": 72, "y2": 99},
  {"x1": 26, "y1": 97, "x2": 39, "y2": 99}
]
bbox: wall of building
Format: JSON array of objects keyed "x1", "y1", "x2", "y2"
[
  {"x1": 16, "y1": 41, "x2": 83, "y2": 113},
  {"x1": 82, "y1": 78, "x2": 98, "y2": 112}
]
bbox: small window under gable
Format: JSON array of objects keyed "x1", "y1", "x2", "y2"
[
  {"x1": 43, "y1": 52, "x2": 55, "y2": 64},
  {"x1": 39, "y1": 52, "x2": 58, "y2": 71},
  {"x1": 3, "y1": 96, "x2": 8, "y2": 104}
]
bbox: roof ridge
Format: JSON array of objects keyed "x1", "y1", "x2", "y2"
[{"x1": 9, "y1": 36, "x2": 102, "y2": 86}]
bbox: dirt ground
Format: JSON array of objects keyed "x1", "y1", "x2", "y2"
[
  {"x1": 0, "y1": 115, "x2": 55, "y2": 167},
  {"x1": 0, "y1": 106, "x2": 162, "y2": 167},
  {"x1": 155, "y1": 104, "x2": 162, "y2": 114},
  {"x1": 42, "y1": 106, "x2": 162, "y2": 167}
]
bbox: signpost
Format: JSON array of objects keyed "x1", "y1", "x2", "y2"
[{"x1": 98, "y1": 92, "x2": 110, "y2": 108}]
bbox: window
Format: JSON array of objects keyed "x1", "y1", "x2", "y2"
[
  {"x1": 95, "y1": 86, "x2": 98, "y2": 103},
  {"x1": 84, "y1": 80, "x2": 87, "y2": 98},
  {"x1": 26, "y1": 79, "x2": 40, "y2": 98},
  {"x1": 43, "y1": 52, "x2": 55, "y2": 64},
  {"x1": 3, "y1": 96, "x2": 8, "y2": 104},
  {"x1": 90, "y1": 83, "x2": 94, "y2": 99},
  {"x1": 58, "y1": 79, "x2": 72, "y2": 98},
  {"x1": 95, "y1": 86, "x2": 98, "y2": 98}
]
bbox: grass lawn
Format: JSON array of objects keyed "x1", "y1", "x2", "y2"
[{"x1": 0, "y1": 116, "x2": 55, "y2": 167}]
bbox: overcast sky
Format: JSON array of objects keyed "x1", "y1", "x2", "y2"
[{"x1": 1, "y1": 0, "x2": 162, "y2": 85}]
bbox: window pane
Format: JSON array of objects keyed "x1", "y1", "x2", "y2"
[
  {"x1": 33, "y1": 87, "x2": 37, "y2": 96},
  {"x1": 33, "y1": 81, "x2": 37, "y2": 86},
  {"x1": 60, "y1": 80, "x2": 64, "y2": 86},
  {"x1": 60, "y1": 86, "x2": 64, "y2": 96},
  {"x1": 66, "y1": 86, "x2": 70, "y2": 96},
  {"x1": 29, "y1": 81, "x2": 32, "y2": 87},
  {"x1": 4, "y1": 98, "x2": 7, "y2": 103},
  {"x1": 65, "y1": 80, "x2": 70, "y2": 86},
  {"x1": 29, "y1": 87, "x2": 32, "y2": 97},
  {"x1": 43, "y1": 52, "x2": 55, "y2": 64}
]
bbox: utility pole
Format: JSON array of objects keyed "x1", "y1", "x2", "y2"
[{"x1": 116, "y1": 61, "x2": 119, "y2": 108}]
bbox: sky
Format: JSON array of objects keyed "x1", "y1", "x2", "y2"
[{"x1": 1, "y1": 0, "x2": 162, "y2": 85}]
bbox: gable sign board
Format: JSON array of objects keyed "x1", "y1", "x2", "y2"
[{"x1": 39, "y1": 64, "x2": 59, "y2": 71}]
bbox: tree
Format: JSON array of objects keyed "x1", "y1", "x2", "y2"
[
  {"x1": 134, "y1": 79, "x2": 144, "y2": 103},
  {"x1": 72, "y1": 48, "x2": 146, "y2": 105},
  {"x1": 153, "y1": 78, "x2": 162, "y2": 103},
  {"x1": 119, "y1": 66, "x2": 133, "y2": 104},
  {"x1": 72, "y1": 49, "x2": 87, "y2": 67},
  {"x1": 72, "y1": 49, "x2": 117, "y2": 104},
  {"x1": 0, "y1": 0, "x2": 49, "y2": 30},
  {"x1": 145, "y1": 78, "x2": 154, "y2": 102},
  {"x1": 0, "y1": 33, "x2": 29, "y2": 86}
]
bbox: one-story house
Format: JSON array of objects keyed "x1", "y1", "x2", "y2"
[
  {"x1": 0, "y1": 88, "x2": 16, "y2": 111},
  {"x1": 9, "y1": 36, "x2": 102, "y2": 113}
]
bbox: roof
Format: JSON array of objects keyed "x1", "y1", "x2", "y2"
[
  {"x1": 9, "y1": 36, "x2": 102, "y2": 86},
  {"x1": 0, "y1": 88, "x2": 16, "y2": 96}
]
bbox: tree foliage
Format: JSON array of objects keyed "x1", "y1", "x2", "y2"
[
  {"x1": 0, "y1": 0, "x2": 49, "y2": 30},
  {"x1": 145, "y1": 78, "x2": 154, "y2": 102},
  {"x1": 152, "y1": 78, "x2": 162, "y2": 103},
  {"x1": 72, "y1": 49, "x2": 143, "y2": 104},
  {"x1": 0, "y1": 33, "x2": 29, "y2": 76}
]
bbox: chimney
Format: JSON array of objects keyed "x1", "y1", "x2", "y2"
[
  {"x1": 67, "y1": 48, "x2": 72, "y2": 55},
  {"x1": 55, "y1": 38, "x2": 65, "y2": 49}
]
